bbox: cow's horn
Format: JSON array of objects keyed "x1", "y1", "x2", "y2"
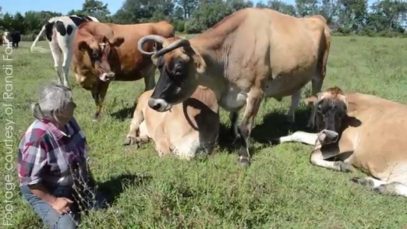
[
  {"x1": 153, "y1": 39, "x2": 190, "y2": 57},
  {"x1": 137, "y1": 35, "x2": 166, "y2": 55}
]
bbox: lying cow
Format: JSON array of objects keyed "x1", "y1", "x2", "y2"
[
  {"x1": 124, "y1": 86, "x2": 219, "y2": 160},
  {"x1": 1, "y1": 31, "x2": 10, "y2": 46},
  {"x1": 73, "y1": 21, "x2": 174, "y2": 120},
  {"x1": 31, "y1": 15, "x2": 99, "y2": 87},
  {"x1": 137, "y1": 8, "x2": 331, "y2": 165},
  {"x1": 279, "y1": 87, "x2": 407, "y2": 197}
]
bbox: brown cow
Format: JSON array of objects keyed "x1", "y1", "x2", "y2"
[
  {"x1": 72, "y1": 21, "x2": 174, "y2": 119},
  {"x1": 279, "y1": 87, "x2": 407, "y2": 197},
  {"x1": 125, "y1": 86, "x2": 219, "y2": 160},
  {"x1": 137, "y1": 8, "x2": 331, "y2": 165}
]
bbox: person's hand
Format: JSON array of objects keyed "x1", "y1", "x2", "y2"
[{"x1": 50, "y1": 197, "x2": 73, "y2": 214}]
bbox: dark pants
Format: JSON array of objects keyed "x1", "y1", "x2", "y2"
[{"x1": 20, "y1": 185, "x2": 79, "y2": 229}]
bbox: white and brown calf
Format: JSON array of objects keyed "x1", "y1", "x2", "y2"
[{"x1": 31, "y1": 15, "x2": 98, "y2": 87}]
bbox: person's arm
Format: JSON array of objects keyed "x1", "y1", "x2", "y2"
[
  {"x1": 29, "y1": 184, "x2": 73, "y2": 214},
  {"x1": 18, "y1": 135, "x2": 72, "y2": 214},
  {"x1": 28, "y1": 183, "x2": 56, "y2": 204}
]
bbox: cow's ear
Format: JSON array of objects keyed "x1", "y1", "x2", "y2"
[
  {"x1": 183, "y1": 44, "x2": 206, "y2": 74},
  {"x1": 79, "y1": 41, "x2": 89, "y2": 51},
  {"x1": 110, "y1": 37, "x2": 124, "y2": 47},
  {"x1": 305, "y1": 95, "x2": 318, "y2": 107},
  {"x1": 190, "y1": 47, "x2": 206, "y2": 74}
]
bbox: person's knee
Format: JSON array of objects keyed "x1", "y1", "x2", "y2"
[{"x1": 55, "y1": 214, "x2": 77, "y2": 229}]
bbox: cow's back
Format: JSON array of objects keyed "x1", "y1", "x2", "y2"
[
  {"x1": 343, "y1": 93, "x2": 407, "y2": 177},
  {"x1": 213, "y1": 8, "x2": 327, "y2": 97}
]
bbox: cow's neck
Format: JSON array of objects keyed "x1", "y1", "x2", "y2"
[{"x1": 189, "y1": 18, "x2": 244, "y2": 101}]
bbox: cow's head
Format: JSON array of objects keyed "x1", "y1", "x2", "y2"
[
  {"x1": 308, "y1": 87, "x2": 348, "y2": 138},
  {"x1": 137, "y1": 35, "x2": 206, "y2": 112},
  {"x1": 78, "y1": 36, "x2": 124, "y2": 82}
]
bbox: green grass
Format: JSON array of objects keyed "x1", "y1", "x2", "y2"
[{"x1": 1, "y1": 37, "x2": 407, "y2": 228}]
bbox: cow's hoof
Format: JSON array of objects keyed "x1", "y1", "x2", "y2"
[
  {"x1": 373, "y1": 185, "x2": 386, "y2": 194},
  {"x1": 123, "y1": 137, "x2": 139, "y2": 148},
  {"x1": 285, "y1": 116, "x2": 295, "y2": 124},
  {"x1": 351, "y1": 177, "x2": 374, "y2": 188},
  {"x1": 93, "y1": 112, "x2": 101, "y2": 122},
  {"x1": 335, "y1": 161, "x2": 353, "y2": 172},
  {"x1": 123, "y1": 138, "x2": 132, "y2": 146},
  {"x1": 238, "y1": 156, "x2": 251, "y2": 167},
  {"x1": 270, "y1": 138, "x2": 280, "y2": 145}
]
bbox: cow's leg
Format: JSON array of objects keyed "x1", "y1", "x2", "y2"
[
  {"x1": 307, "y1": 64, "x2": 326, "y2": 129},
  {"x1": 278, "y1": 131, "x2": 318, "y2": 145},
  {"x1": 374, "y1": 182, "x2": 407, "y2": 197},
  {"x1": 154, "y1": 130, "x2": 171, "y2": 157},
  {"x1": 59, "y1": 36, "x2": 73, "y2": 88},
  {"x1": 287, "y1": 89, "x2": 301, "y2": 123},
  {"x1": 352, "y1": 176, "x2": 407, "y2": 197},
  {"x1": 229, "y1": 111, "x2": 239, "y2": 139},
  {"x1": 143, "y1": 65, "x2": 156, "y2": 90},
  {"x1": 237, "y1": 88, "x2": 263, "y2": 166},
  {"x1": 91, "y1": 82, "x2": 109, "y2": 121},
  {"x1": 124, "y1": 107, "x2": 145, "y2": 146},
  {"x1": 310, "y1": 149, "x2": 353, "y2": 172},
  {"x1": 48, "y1": 41, "x2": 63, "y2": 84},
  {"x1": 351, "y1": 176, "x2": 386, "y2": 188},
  {"x1": 308, "y1": 77, "x2": 323, "y2": 129}
]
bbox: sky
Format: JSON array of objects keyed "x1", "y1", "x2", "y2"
[
  {"x1": 1, "y1": 0, "x2": 268, "y2": 14},
  {"x1": 0, "y1": 0, "x2": 125, "y2": 15},
  {"x1": 1, "y1": 0, "x2": 375, "y2": 15}
]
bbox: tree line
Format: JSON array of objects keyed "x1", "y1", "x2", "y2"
[{"x1": 0, "y1": 0, "x2": 406, "y2": 40}]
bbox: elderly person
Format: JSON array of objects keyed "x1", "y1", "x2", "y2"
[{"x1": 18, "y1": 83, "x2": 97, "y2": 228}]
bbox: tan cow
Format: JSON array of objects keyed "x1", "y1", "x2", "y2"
[
  {"x1": 279, "y1": 87, "x2": 407, "y2": 197},
  {"x1": 137, "y1": 8, "x2": 331, "y2": 165},
  {"x1": 72, "y1": 21, "x2": 174, "y2": 119},
  {"x1": 124, "y1": 86, "x2": 219, "y2": 160}
]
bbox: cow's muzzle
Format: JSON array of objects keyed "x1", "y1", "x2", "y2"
[
  {"x1": 99, "y1": 72, "x2": 115, "y2": 82},
  {"x1": 148, "y1": 98, "x2": 172, "y2": 112},
  {"x1": 318, "y1": 129, "x2": 339, "y2": 144}
]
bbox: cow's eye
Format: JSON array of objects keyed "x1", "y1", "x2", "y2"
[
  {"x1": 92, "y1": 51, "x2": 100, "y2": 59},
  {"x1": 317, "y1": 104, "x2": 323, "y2": 113},
  {"x1": 157, "y1": 57, "x2": 164, "y2": 68},
  {"x1": 173, "y1": 63, "x2": 184, "y2": 75}
]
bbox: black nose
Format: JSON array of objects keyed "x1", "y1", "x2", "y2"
[
  {"x1": 151, "y1": 103, "x2": 161, "y2": 110},
  {"x1": 148, "y1": 98, "x2": 161, "y2": 110}
]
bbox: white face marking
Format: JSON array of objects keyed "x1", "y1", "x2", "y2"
[
  {"x1": 149, "y1": 98, "x2": 172, "y2": 112},
  {"x1": 99, "y1": 42, "x2": 107, "y2": 51}
]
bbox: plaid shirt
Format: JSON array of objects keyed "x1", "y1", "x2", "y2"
[{"x1": 17, "y1": 118, "x2": 89, "y2": 189}]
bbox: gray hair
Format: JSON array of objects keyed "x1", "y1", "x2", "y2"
[{"x1": 32, "y1": 83, "x2": 73, "y2": 122}]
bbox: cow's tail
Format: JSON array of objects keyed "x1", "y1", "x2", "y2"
[
  {"x1": 319, "y1": 25, "x2": 331, "y2": 81},
  {"x1": 312, "y1": 22, "x2": 331, "y2": 98},
  {"x1": 30, "y1": 25, "x2": 46, "y2": 53}
]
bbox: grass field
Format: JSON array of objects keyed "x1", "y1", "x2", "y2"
[{"x1": 1, "y1": 36, "x2": 407, "y2": 228}]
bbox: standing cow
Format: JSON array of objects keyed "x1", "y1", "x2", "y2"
[
  {"x1": 31, "y1": 15, "x2": 99, "y2": 87},
  {"x1": 72, "y1": 21, "x2": 174, "y2": 120},
  {"x1": 10, "y1": 31, "x2": 21, "y2": 48},
  {"x1": 137, "y1": 8, "x2": 331, "y2": 165}
]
